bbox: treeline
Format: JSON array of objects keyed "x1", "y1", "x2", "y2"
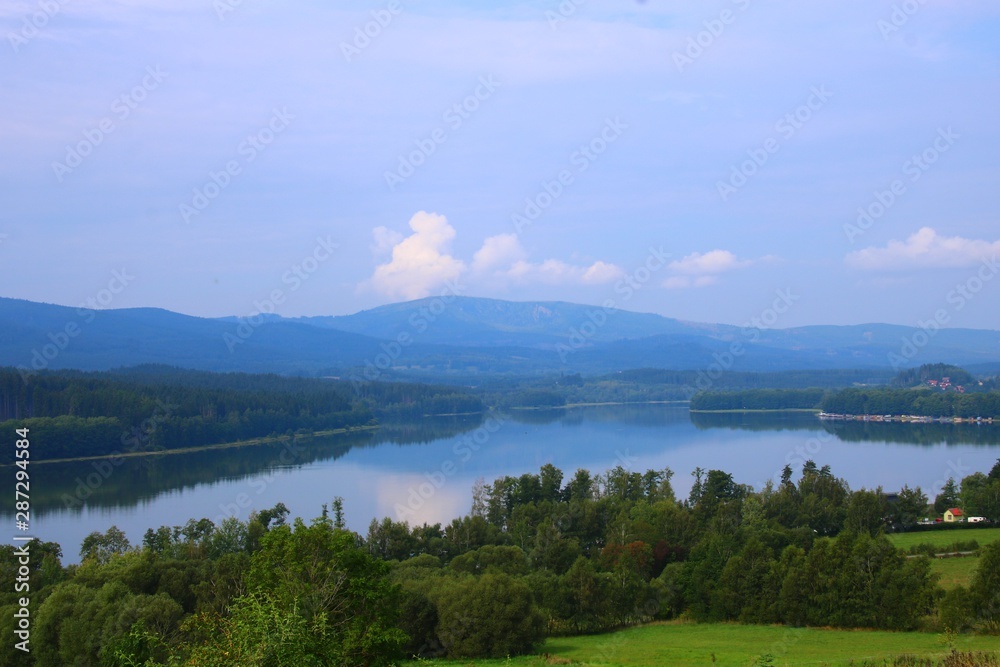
[
  {"x1": 609, "y1": 367, "x2": 894, "y2": 389},
  {"x1": 0, "y1": 366, "x2": 484, "y2": 461},
  {"x1": 0, "y1": 508, "x2": 404, "y2": 667},
  {"x1": 891, "y1": 363, "x2": 977, "y2": 389},
  {"x1": 821, "y1": 388, "x2": 1000, "y2": 418},
  {"x1": 351, "y1": 379, "x2": 484, "y2": 419},
  {"x1": 690, "y1": 388, "x2": 825, "y2": 411},
  {"x1": 482, "y1": 369, "x2": 896, "y2": 409},
  {"x1": 5, "y1": 461, "x2": 1000, "y2": 665},
  {"x1": 686, "y1": 386, "x2": 1000, "y2": 417},
  {"x1": 425, "y1": 364, "x2": 996, "y2": 412}
]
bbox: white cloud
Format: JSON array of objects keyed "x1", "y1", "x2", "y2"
[
  {"x1": 581, "y1": 261, "x2": 624, "y2": 284},
  {"x1": 365, "y1": 219, "x2": 625, "y2": 299},
  {"x1": 470, "y1": 234, "x2": 624, "y2": 286},
  {"x1": 668, "y1": 249, "x2": 751, "y2": 276},
  {"x1": 845, "y1": 227, "x2": 1000, "y2": 271},
  {"x1": 471, "y1": 233, "x2": 527, "y2": 273},
  {"x1": 367, "y1": 211, "x2": 465, "y2": 300},
  {"x1": 662, "y1": 249, "x2": 751, "y2": 288},
  {"x1": 502, "y1": 258, "x2": 624, "y2": 286},
  {"x1": 371, "y1": 226, "x2": 404, "y2": 256}
]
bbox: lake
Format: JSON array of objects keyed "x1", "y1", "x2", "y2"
[{"x1": 8, "y1": 405, "x2": 1000, "y2": 563}]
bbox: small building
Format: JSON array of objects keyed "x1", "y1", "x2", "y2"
[{"x1": 944, "y1": 508, "x2": 965, "y2": 523}]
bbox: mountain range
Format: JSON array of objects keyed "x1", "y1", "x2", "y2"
[{"x1": 2, "y1": 296, "x2": 998, "y2": 379}]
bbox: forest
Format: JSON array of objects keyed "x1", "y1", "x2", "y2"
[
  {"x1": 690, "y1": 388, "x2": 826, "y2": 411},
  {"x1": 3, "y1": 459, "x2": 1000, "y2": 665},
  {"x1": 0, "y1": 366, "x2": 483, "y2": 461},
  {"x1": 819, "y1": 387, "x2": 1000, "y2": 418},
  {"x1": 8, "y1": 365, "x2": 997, "y2": 464},
  {"x1": 689, "y1": 387, "x2": 1000, "y2": 418}
]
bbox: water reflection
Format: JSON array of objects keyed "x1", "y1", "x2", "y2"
[
  {"x1": 509, "y1": 403, "x2": 690, "y2": 427},
  {"x1": 27, "y1": 415, "x2": 483, "y2": 514},
  {"x1": 690, "y1": 411, "x2": 1000, "y2": 446},
  {"x1": 6, "y1": 404, "x2": 1000, "y2": 564}
]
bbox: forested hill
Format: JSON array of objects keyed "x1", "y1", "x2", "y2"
[
  {"x1": 689, "y1": 387, "x2": 1000, "y2": 418},
  {"x1": 0, "y1": 366, "x2": 483, "y2": 461},
  {"x1": 820, "y1": 387, "x2": 1000, "y2": 418},
  {"x1": 4, "y1": 296, "x2": 1000, "y2": 377}
]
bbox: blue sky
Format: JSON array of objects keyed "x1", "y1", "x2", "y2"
[{"x1": 1, "y1": 0, "x2": 999, "y2": 329}]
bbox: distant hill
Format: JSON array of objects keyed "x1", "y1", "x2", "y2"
[
  {"x1": 0, "y1": 298, "x2": 386, "y2": 375},
  {"x1": 1, "y1": 296, "x2": 998, "y2": 378},
  {"x1": 293, "y1": 296, "x2": 711, "y2": 347}
]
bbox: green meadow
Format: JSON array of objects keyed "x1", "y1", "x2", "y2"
[
  {"x1": 406, "y1": 622, "x2": 1000, "y2": 666},
  {"x1": 886, "y1": 527, "x2": 1000, "y2": 551},
  {"x1": 929, "y1": 555, "x2": 981, "y2": 590}
]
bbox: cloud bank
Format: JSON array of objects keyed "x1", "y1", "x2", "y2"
[
  {"x1": 664, "y1": 249, "x2": 753, "y2": 289},
  {"x1": 366, "y1": 215, "x2": 625, "y2": 299},
  {"x1": 846, "y1": 227, "x2": 1000, "y2": 271}
]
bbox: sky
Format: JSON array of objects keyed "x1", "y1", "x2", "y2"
[{"x1": 1, "y1": 0, "x2": 999, "y2": 330}]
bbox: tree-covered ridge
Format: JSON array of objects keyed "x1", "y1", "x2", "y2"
[
  {"x1": 687, "y1": 387, "x2": 1000, "y2": 418},
  {"x1": 820, "y1": 388, "x2": 1000, "y2": 418},
  {"x1": 690, "y1": 388, "x2": 826, "y2": 411},
  {"x1": 3, "y1": 460, "x2": 1000, "y2": 665},
  {"x1": 479, "y1": 368, "x2": 895, "y2": 408},
  {"x1": 0, "y1": 366, "x2": 484, "y2": 461},
  {"x1": 892, "y1": 363, "x2": 979, "y2": 389},
  {"x1": 686, "y1": 365, "x2": 1000, "y2": 416}
]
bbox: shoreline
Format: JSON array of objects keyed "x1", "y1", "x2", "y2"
[
  {"x1": 689, "y1": 408, "x2": 820, "y2": 414},
  {"x1": 6, "y1": 424, "x2": 380, "y2": 467},
  {"x1": 818, "y1": 412, "x2": 997, "y2": 424},
  {"x1": 508, "y1": 400, "x2": 689, "y2": 411}
]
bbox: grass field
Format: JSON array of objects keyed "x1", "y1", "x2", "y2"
[
  {"x1": 887, "y1": 527, "x2": 1000, "y2": 551},
  {"x1": 930, "y1": 555, "x2": 981, "y2": 590},
  {"x1": 406, "y1": 622, "x2": 1000, "y2": 666}
]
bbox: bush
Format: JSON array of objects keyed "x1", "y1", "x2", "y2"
[
  {"x1": 908, "y1": 540, "x2": 980, "y2": 556},
  {"x1": 435, "y1": 573, "x2": 545, "y2": 658}
]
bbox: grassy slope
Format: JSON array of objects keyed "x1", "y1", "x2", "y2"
[
  {"x1": 886, "y1": 527, "x2": 1000, "y2": 551},
  {"x1": 884, "y1": 528, "x2": 1000, "y2": 590},
  {"x1": 411, "y1": 531, "x2": 1000, "y2": 666},
  {"x1": 930, "y1": 556, "x2": 980, "y2": 590},
  {"x1": 408, "y1": 622, "x2": 1000, "y2": 667}
]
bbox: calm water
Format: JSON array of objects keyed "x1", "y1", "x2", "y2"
[{"x1": 7, "y1": 405, "x2": 1000, "y2": 563}]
